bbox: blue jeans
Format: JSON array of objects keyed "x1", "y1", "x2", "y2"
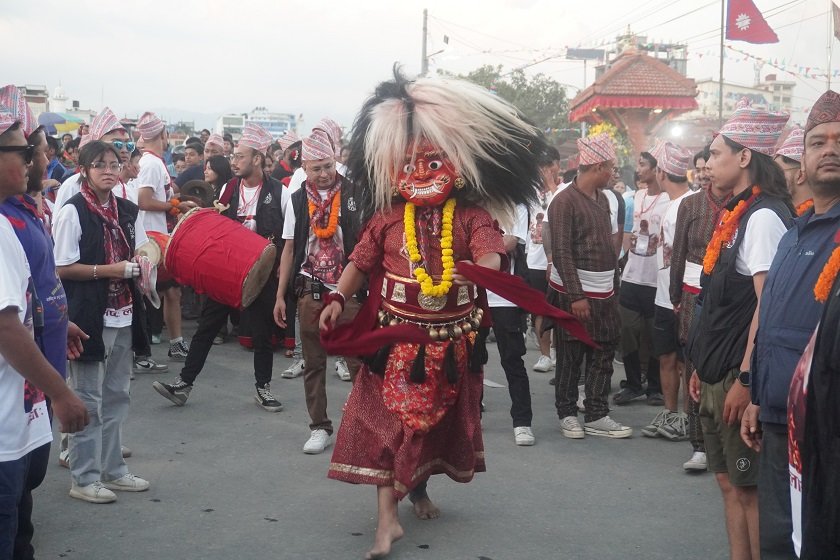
[{"x1": 0, "y1": 454, "x2": 28, "y2": 560}]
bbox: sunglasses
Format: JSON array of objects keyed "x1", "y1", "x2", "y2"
[
  {"x1": 110, "y1": 140, "x2": 136, "y2": 152},
  {"x1": 0, "y1": 144, "x2": 35, "y2": 164}
]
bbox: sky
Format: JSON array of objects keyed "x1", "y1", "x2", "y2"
[{"x1": 2, "y1": 0, "x2": 835, "y2": 132}]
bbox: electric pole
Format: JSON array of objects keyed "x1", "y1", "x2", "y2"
[{"x1": 421, "y1": 9, "x2": 429, "y2": 76}]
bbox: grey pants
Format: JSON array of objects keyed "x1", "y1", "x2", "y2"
[{"x1": 67, "y1": 326, "x2": 132, "y2": 486}]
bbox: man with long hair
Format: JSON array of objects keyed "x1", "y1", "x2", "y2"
[{"x1": 687, "y1": 100, "x2": 794, "y2": 560}]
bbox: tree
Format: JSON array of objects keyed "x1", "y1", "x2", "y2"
[{"x1": 452, "y1": 65, "x2": 572, "y2": 143}]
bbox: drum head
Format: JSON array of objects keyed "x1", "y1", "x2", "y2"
[
  {"x1": 241, "y1": 243, "x2": 278, "y2": 308},
  {"x1": 181, "y1": 180, "x2": 216, "y2": 208},
  {"x1": 135, "y1": 239, "x2": 161, "y2": 266}
]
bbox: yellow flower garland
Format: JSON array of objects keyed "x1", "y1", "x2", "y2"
[{"x1": 404, "y1": 198, "x2": 457, "y2": 298}]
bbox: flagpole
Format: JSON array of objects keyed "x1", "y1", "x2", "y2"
[
  {"x1": 829, "y1": 0, "x2": 833, "y2": 90},
  {"x1": 719, "y1": 0, "x2": 726, "y2": 126}
]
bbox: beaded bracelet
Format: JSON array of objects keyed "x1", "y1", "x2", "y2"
[{"x1": 323, "y1": 290, "x2": 346, "y2": 311}]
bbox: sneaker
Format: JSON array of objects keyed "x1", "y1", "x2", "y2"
[
  {"x1": 514, "y1": 426, "x2": 536, "y2": 446},
  {"x1": 69, "y1": 481, "x2": 117, "y2": 504},
  {"x1": 133, "y1": 358, "x2": 169, "y2": 375},
  {"x1": 560, "y1": 416, "x2": 585, "y2": 439},
  {"x1": 103, "y1": 473, "x2": 150, "y2": 492},
  {"x1": 281, "y1": 359, "x2": 305, "y2": 379},
  {"x1": 533, "y1": 355, "x2": 553, "y2": 373},
  {"x1": 212, "y1": 335, "x2": 224, "y2": 345},
  {"x1": 58, "y1": 449, "x2": 70, "y2": 469},
  {"x1": 303, "y1": 429, "x2": 332, "y2": 454},
  {"x1": 683, "y1": 451, "x2": 708, "y2": 472},
  {"x1": 168, "y1": 340, "x2": 189, "y2": 362},
  {"x1": 151, "y1": 334, "x2": 161, "y2": 345},
  {"x1": 335, "y1": 358, "x2": 351, "y2": 381},
  {"x1": 641, "y1": 409, "x2": 670, "y2": 438},
  {"x1": 584, "y1": 415, "x2": 633, "y2": 438},
  {"x1": 152, "y1": 376, "x2": 193, "y2": 406},
  {"x1": 612, "y1": 387, "x2": 645, "y2": 405},
  {"x1": 255, "y1": 384, "x2": 283, "y2": 412},
  {"x1": 647, "y1": 392, "x2": 665, "y2": 406},
  {"x1": 121, "y1": 445, "x2": 132, "y2": 458},
  {"x1": 550, "y1": 346, "x2": 556, "y2": 366},
  {"x1": 658, "y1": 412, "x2": 689, "y2": 441}
]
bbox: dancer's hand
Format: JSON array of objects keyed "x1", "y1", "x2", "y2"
[
  {"x1": 319, "y1": 301, "x2": 342, "y2": 331},
  {"x1": 451, "y1": 260, "x2": 474, "y2": 287},
  {"x1": 273, "y1": 297, "x2": 287, "y2": 328},
  {"x1": 740, "y1": 403, "x2": 762, "y2": 452},
  {"x1": 570, "y1": 298, "x2": 591, "y2": 322},
  {"x1": 689, "y1": 370, "x2": 701, "y2": 403}
]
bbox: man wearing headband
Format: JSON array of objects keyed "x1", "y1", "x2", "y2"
[
  {"x1": 274, "y1": 126, "x2": 362, "y2": 455},
  {"x1": 548, "y1": 133, "x2": 632, "y2": 440},
  {"x1": 642, "y1": 142, "x2": 694, "y2": 444},
  {"x1": 153, "y1": 122, "x2": 285, "y2": 413},
  {"x1": 135, "y1": 112, "x2": 196, "y2": 364},
  {"x1": 749, "y1": 91, "x2": 840, "y2": 558},
  {"x1": 687, "y1": 99, "x2": 794, "y2": 560}
]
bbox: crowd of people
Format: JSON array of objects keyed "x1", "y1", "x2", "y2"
[{"x1": 0, "y1": 71, "x2": 839, "y2": 560}]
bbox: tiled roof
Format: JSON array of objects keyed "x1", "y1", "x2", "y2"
[{"x1": 570, "y1": 50, "x2": 698, "y2": 109}]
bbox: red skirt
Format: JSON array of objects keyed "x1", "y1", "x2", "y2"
[{"x1": 328, "y1": 338, "x2": 485, "y2": 499}]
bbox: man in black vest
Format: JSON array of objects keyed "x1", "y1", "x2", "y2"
[
  {"x1": 274, "y1": 129, "x2": 362, "y2": 454},
  {"x1": 153, "y1": 123, "x2": 284, "y2": 411},
  {"x1": 687, "y1": 100, "x2": 794, "y2": 560}
]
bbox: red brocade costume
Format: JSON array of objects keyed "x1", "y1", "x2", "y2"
[{"x1": 327, "y1": 202, "x2": 504, "y2": 497}]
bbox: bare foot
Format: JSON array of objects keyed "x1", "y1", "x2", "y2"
[
  {"x1": 365, "y1": 521, "x2": 404, "y2": 559},
  {"x1": 409, "y1": 494, "x2": 440, "y2": 520}
]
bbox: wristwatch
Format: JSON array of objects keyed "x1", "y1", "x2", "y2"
[{"x1": 737, "y1": 370, "x2": 751, "y2": 387}]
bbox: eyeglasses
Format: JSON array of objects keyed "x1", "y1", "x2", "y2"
[
  {"x1": 90, "y1": 162, "x2": 123, "y2": 173},
  {"x1": 0, "y1": 144, "x2": 35, "y2": 164},
  {"x1": 110, "y1": 140, "x2": 136, "y2": 152}
]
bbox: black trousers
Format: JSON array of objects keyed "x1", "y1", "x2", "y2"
[
  {"x1": 619, "y1": 282, "x2": 661, "y2": 395},
  {"x1": 13, "y1": 441, "x2": 49, "y2": 560},
  {"x1": 490, "y1": 307, "x2": 532, "y2": 428},
  {"x1": 181, "y1": 280, "x2": 277, "y2": 386},
  {"x1": 759, "y1": 424, "x2": 798, "y2": 559}
]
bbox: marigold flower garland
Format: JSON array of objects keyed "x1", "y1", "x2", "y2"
[
  {"x1": 703, "y1": 186, "x2": 761, "y2": 275},
  {"x1": 795, "y1": 199, "x2": 814, "y2": 216},
  {"x1": 404, "y1": 198, "x2": 457, "y2": 298},
  {"x1": 308, "y1": 192, "x2": 341, "y2": 239},
  {"x1": 815, "y1": 243, "x2": 840, "y2": 303}
]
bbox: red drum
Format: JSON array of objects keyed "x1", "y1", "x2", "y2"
[
  {"x1": 146, "y1": 231, "x2": 173, "y2": 283},
  {"x1": 165, "y1": 208, "x2": 277, "y2": 309}
]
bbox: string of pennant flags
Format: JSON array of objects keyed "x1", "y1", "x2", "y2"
[{"x1": 691, "y1": 45, "x2": 840, "y2": 81}]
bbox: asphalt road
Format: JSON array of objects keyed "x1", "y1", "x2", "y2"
[{"x1": 32, "y1": 322, "x2": 729, "y2": 560}]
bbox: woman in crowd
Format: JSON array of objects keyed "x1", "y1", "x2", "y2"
[
  {"x1": 53, "y1": 141, "x2": 151, "y2": 504},
  {"x1": 204, "y1": 154, "x2": 233, "y2": 198}
]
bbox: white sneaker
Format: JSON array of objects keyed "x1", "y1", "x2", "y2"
[
  {"x1": 560, "y1": 416, "x2": 585, "y2": 439},
  {"x1": 514, "y1": 426, "x2": 535, "y2": 446},
  {"x1": 335, "y1": 358, "x2": 351, "y2": 381},
  {"x1": 103, "y1": 473, "x2": 150, "y2": 492},
  {"x1": 683, "y1": 451, "x2": 708, "y2": 472},
  {"x1": 303, "y1": 429, "x2": 332, "y2": 454},
  {"x1": 532, "y1": 355, "x2": 553, "y2": 372},
  {"x1": 550, "y1": 346, "x2": 556, "y2": 366},
  {"x1": 584, "y1": 415, "x2": 633, "y2": 439},
  {"x1": 69, "y1": 481, "x2": 117, "y2": 503},
  {"x1": 281, "y1": 359, "x2": 305, "y2": 379}
]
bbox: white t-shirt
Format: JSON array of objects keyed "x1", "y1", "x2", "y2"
[
  {"x1": 55, "y1": 174, "x2": 138, "y2": 210},
  {"x1": 603, "y1": 188, "x2": 620, "y2": 235},
  {"x1": 622, "y1": 188, "x2": 671, "y2": 287},
  {"x1": 238, "y1": 185, "x2": 261, "y2": 232},
  {"x1": 488, "y1": 204, "x2": 528, "y2": 307},
  {"x1": 735, "y1": 208, "x2": 788, "y2": 276},
  {"x1": 655, "y1": 190, "x2": 693, "y2": 309},
  {"x1": 282, "y1": 185, "x2": 345, "y2": 288},
  {"x1": 0, "y1": 216, "x2": 52, "y2": 462},
  {"x1": 526, "y1": 198, "x2": 548, "y2": 271},
  {"x1": 53, "y1": 204, "x2": 148, "y2": 328},
  {"x1": 136, "y1": 152, "x2": 171, "y2": 234}
]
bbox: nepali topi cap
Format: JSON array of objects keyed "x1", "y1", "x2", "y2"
[
  {"x1": 657, "y1": 142, "x2": 692, "y2": 178},
  {"x1": 774, "y1": 127, "x2": 804, "y2": 162},
  {"x1": 0, "y1": 85, "x2": 35, "y2": 137},
  {"x1": 137, "y1": 111, "x2": 166, "y2": 140},
  {"x1": 577, "y1": 133, "x2": 616, "y2": 166},
  {"x1": 718, "y1": 98, "x2": 789, "y2": 156},
  {"x1": 805, "y1": 90, "x2": 840, "y2": 134},
  {"x1": 239, "y1": 122, "x2": 272, "y2": 154},
  {"x1": 302, "y1": 129, "x2": 335, "y2": 162}
]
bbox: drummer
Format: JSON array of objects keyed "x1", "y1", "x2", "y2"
[
  {"x1": 152, "y1": 122, "x2": 286, "y2": 412},
  {"x1": 135, "y1": 111, "x2": 196, "y2": 362}
]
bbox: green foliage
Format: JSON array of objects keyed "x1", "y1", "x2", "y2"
[{"x1": 452, "y1": 65, "x2": 572, "y2": 143}]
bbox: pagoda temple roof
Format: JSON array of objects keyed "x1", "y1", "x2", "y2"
[{"x1": 569, "y1": 50, "x2": 698, "y2": 122}]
